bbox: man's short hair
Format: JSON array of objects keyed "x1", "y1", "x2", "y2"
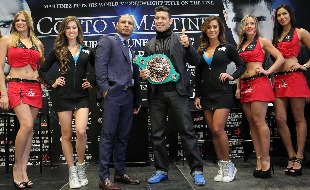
[
  {"x1": 155, "y1": 6, "x2": 171, "y2": 18},
  {"x1": 222, "y1": 0, "x2": 272, "y2": 9}
]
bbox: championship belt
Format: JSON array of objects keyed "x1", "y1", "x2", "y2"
[{"x1": 133, "y1": 54, "x2": 180, "y2": 84}]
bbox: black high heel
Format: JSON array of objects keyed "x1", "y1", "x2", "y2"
[
  {"x1": 260, "y1": 158, "x2": 274, "y2": 179},
  {"x1": 23, "y1": 180, "x2": 33, "y2": 188},
  {"x1": 284, "y1": 157, "x2": 295, "y2": 175},
  {"x1": 253, "y1": 169, "x2": 262, "y2": 178},
  {"x1": 253, "y1": 157, "x2": 262, "y2": 178},
  {"x1": 12, "y1": 180, "x2": 25, "y2": 190},
  {"x1": 290, "y1": 158, "x2": 303, "y2": 176}
]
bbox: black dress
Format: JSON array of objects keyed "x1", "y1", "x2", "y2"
[
  {"x1": 195, "y1": 43, "x2": 245, "y2": 110},
  {"x1": 39, "y1": 45, "x2": 96, "y2": 112}
]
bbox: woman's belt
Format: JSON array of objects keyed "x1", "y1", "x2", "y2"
[
  {"x1": 9, "y1": 78, "x2": 39, "y2": 83},
  {"x1": 274, "y1": 69, "x2": 303, "y2": 76},
  {"x1": 241, "y1": 74, "x2": 265, "y2": 81}
]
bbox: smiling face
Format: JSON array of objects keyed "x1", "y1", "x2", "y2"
[
  {"x1": 65, "y1": 21, "x2": 78, "y2": 41},
  {"x1": 14, "y1": 13, "x2": 28, "y2": 34},
  {"x1": 224, "y1": 1, "x2": 274, "y2": 42},
  {"x1": 276, "y1": 7, "x2": 291, "y2": 26},
  {"x1": 244, "y1": 17, "x2": 257, "y2": 35},
  {"x1": 0, "y1": 0, "x2": 30, "y2": 36},
  {"x1": 206, "y1": 19, "x2": 220, "y2": 40},
  {"x1": 154, "y1": 11, "x2": 172, "y2": 32},
  {"x1": 116, "y1": 14, "x2": 134, "y2": 39}
]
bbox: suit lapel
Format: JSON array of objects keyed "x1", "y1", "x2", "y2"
[{"x1": 115, "y1": 35, "x2": 131, "y2": 63}]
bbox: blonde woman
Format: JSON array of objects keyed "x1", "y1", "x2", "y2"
[
  {"x1": 236, "y1": 15, "x2": 284, "y2": 178},
  {"x1": 0, "y1": 11, "x2": 44, "y2": 189}
]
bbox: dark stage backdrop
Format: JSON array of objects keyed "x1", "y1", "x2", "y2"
[{"x1": 0, "y1": 0, "x2": 309, "y2": 165}]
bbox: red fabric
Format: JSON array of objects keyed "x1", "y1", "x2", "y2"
[
  {"x1": 274, "y1": 72, "x2": 310, "y2": 98},
  {"x1": 240, "y1": 76, "x2": 274, "y2": 102},
  {"x1": 277, "y1": 29, "x2": 300, "y2": 58},
  {"x1": 239, "y1": 37, "x2": 265, "y2": 63},
  {"x1": 7, "y1": 81, "x2": 42, "y2": 108},
  {"x1": 7, "y1": 47, "x2": 40, "y2": 70}
]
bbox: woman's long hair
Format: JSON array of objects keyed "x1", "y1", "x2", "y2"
[
  {"x1": 237, "y1": 15, "x2": 260, "y2": 50},
  {"x1": 197, "y1": 16, "x2": 226, "y2": 54},
  {"x1": 54, "y1": 16, "x2": 84, "y2": 74},
  {"x1": 272, "y1": 4, "x2": 296, "y2": 46},
  {"x1": 10, "y1": 11, "x2": 43, "y2": 56}
]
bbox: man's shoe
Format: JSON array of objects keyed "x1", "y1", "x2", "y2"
[
  {"x1": 98, "y1": 179, "x2": 120, "y2": 190},
  {"x1": 114, "y1": 174, "x2": 140, "y2": 185},
  {"x1": 148, "y1": 171, "x2": 168, "y2": 184},
  {"x1": 192, "y1": 172, "x2": 206, "y2": 186}
]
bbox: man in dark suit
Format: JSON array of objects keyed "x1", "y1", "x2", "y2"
[
  {"x1": 140, "y1": 6, "x2": 206, "y2": 186},
  {"x1": 95, "y1": 14, "x2": 141, "y2": 190}
]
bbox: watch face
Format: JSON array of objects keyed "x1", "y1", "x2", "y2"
[{"x1": 146, "y1": 55, "x2": 170, "y2": 83}]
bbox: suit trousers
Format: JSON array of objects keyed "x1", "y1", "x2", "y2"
[
  {"x1": 149, "y1": 90, "x2": 203, "y2": 173},
  {"x1": 99, "y1": 90, "x2": 134, "y2": 180}
]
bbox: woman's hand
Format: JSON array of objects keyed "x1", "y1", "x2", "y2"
[
  {"x1": 52, "y1": 77, "x2": 65, "y2": 88},
  {"x1": 194, "y1": 97, "x2": 201, "y2": 110},
  {"x1": 219, "y1": 73, "x2": 233, "y2": 82},
  {"x1": 82, "y1": 79, "x2": 92, "y2": 89},
  {"x1": 0, "y1": 95, "x2": 9, "y2": 110},
  {"x1": 255, "y1": 68, "x2": 269, "y2": 76},
  {"x1": 235, "y1": 88, "x2": 241, "y2": 99},
  {"x1": 290, "y1": 62, "x2": 307, "y2": 71}
]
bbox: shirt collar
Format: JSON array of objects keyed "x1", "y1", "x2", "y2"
[{"x1": 116, "y1": 33, "x2": 127, "y2": 44}]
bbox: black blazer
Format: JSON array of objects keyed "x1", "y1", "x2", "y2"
[{"x1": 144, "y1": 32, "x2": 200, "y2": 99}]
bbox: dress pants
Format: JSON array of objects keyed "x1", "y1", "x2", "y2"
[
  {"x1": 99, "y1": 90, "x2": 134, "y2": 180},
  {"x1": 149, "y1": 90, "x2": 203, "y2": 173}
]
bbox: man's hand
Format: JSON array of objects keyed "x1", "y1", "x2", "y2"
[
  {"x1": 140, "y1": 69, "x2": 150, "y2": 80},
  {"x1": 180, "y1": 29, "x2": 189, "y2": 48}
]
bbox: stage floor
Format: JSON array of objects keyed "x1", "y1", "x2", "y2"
[{"x1": 1, "y1": 157, "x2": 310, "y2": 190}]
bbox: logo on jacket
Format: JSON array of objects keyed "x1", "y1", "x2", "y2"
[
  {"x1": 82, "y1": 49, "x2": 90, "y2": 54},
  {"x1": 218, "y1": 47, "x2": 226, "y2": 51}
]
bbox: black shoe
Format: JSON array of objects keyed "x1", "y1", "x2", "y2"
[
  {"x1": 284, "y1": 157, "x2": 295, "y2": 175},
  {"x1": 23, "y1": 181, "x2": 33, "y2": 188},
  {"x1": 253, "y1": 169, "x2": 261, "y2": 178},
  {"x1": 260, "y1": 157, "x2": 274, "y2": 179},
  {"x1": 290, "y1": 158, "x2": 303, "y2": 176},
  {"x1": 12, "y1": 180, "x2": 25, "y2": 190}
]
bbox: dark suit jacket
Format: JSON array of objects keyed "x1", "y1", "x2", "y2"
[
  {"x1": 95, "y1": 34, "x2": 141, "y2": 107},
  {"x1": 144, "y1": 32, "x2": 200, "y2": 99}
]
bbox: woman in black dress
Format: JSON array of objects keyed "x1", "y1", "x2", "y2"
[
  {"x1": 39, "y1": 16, "x2": 95, "y2": 189},
  {"x1": 194, "y1": 16, "x2": 245, "y2": 183}
]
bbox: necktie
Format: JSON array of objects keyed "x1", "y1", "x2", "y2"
[{"x1": 123, "y1": 40, "x2": 133, "y2": 84}]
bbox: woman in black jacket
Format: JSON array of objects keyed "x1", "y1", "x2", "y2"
[
  {"x1": 194, "y1": 16, "x2": 245, "y2": 183},
  {"x1": 39, "y1": 16, "x2": 95, "y2": 189}
]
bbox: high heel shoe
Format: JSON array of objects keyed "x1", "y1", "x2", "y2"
[
  {"x1": 23, "y1": 180, "x2": 33, "y2": 188},
  {"x1": 12, "y1": 180, "x2": 25, "y2": 190},
  {"x1": 260, "y1": 157, "x2": 274, "y2": 179},
  {"x1": 253, "y1": 169, "x2": 262, "y2": 178},
  {"x1": 253, "y1": 157, "x2": 262, "y2": 178},
  {"x1": 284, "y1": 157, "x2": 295, "y2": 175},
  {"x1": 290, "y1": 157, "x2": 303, "y2": 176}
]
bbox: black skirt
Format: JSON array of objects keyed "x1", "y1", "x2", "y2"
[
  {"x1": 200, "y1": 93, "x2": 233, "y2": 110},
  {"x1": 52, "y1": 96, "x2": 89, "y2": 112}
]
